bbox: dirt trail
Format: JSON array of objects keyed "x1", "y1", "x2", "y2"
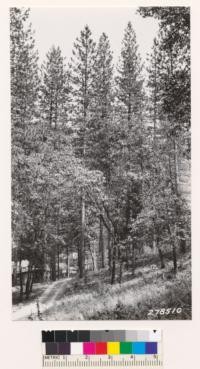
[{"x1": 12, "y1": 277, "x2": 71, "y2": 320}]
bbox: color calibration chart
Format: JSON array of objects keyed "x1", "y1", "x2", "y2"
[{"x1": 42, "y1": 330, "x2": 163, "y2": 368}]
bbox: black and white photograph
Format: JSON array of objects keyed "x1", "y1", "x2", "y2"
[{"x1": 11, "y1": 6, "x2": 191, "y2": 320}]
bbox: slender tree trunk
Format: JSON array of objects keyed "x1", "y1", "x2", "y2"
[
  {"x1": 88, "y1": 242, "x2": 98, "y2": 272},
  {"x1": 125, "y1": 246, "x2": 129, "y2": 270},
  {"x1": 29, "y1": 271, "x2": 34, "y2": 293},
  {"x1": 25, "y1": 263, "x2": 33, "y2": 299},
  {"x1": 57, "y1": 246, "x2": 60, "y2": 279},
  {"x1": 99, "y1": 215, "x2": 105, "y2": 268},
  {"x1": 90, "y1": 248, "x2": 95, "y2": 272},
  {"x1": 79, "y1": 193, "x2": 85, "y2": 278},
  {"x1": 111, "y1": 244, "x2": 116, "y2": 284},
  {"x1": 119, "y1": 259, "x2": 123, "y2": 284},
  {"x1": 168, "y1": 224, "x2": 177, "y2": 274},
  {"x1": 66, "y1": 244, "x2": 70, "y2": 278},
  {"x1": 19, "y1": 259, "x2": 24, "y2": 302},
  {"x1": 158, "y1": 248, "x2": 165, "y2": 269},
  {"x1": 132, "y1": 242, "x2": 135, "y2": 276},
  {"x1": 179, "y1": 230, "x2": 186, "y2": 253},
  {"x1": 172, "y1": 239, "x2": 177, "y2": 274},
  {"x1": 107, "y1": 230, "x2": 112, "y2": 271},
  {"x1": 51, "y1": 253, "x2": 56, "y2": 281},
  {"x1": 41, "y1": 227, "x2": 47, "y2": 282},
  {"x1": 67, "y1": 255, "x2": 70, "y2": 278},
  {"x1": 169, "y1": 52, "x2": 178, "y2": 274}
]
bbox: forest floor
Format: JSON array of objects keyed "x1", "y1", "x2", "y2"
[{"x1": 12, "y1": 252, "x2": 191, "y2": 320}]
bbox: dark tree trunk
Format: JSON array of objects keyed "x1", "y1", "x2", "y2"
[
  {"x1": 99, "y1": 215, "x2": 105, "y2": 268},
  {"x1": 19, "y1": 259, "x2": 24, "y2": 302},
  {"x1": 29, "y1": 272, "x2": 34, "y2": 293},
  {"x1": 158, "y1": 248, "x2": 165, "y2": 269},
  {"x1": 79, "y1": 194, "x2": 85, "y2": 278},
  {"x1": 41, "y1": 230, "x2": 47, "y2": 282},
  {"x1": 168, "y1": 224, "x2": 177, "y2": 274},
  {"x1": 125, "y1": 246, "x2": 130, "y2": 270},
  {"x1": 179, "y1": 230, "x2": 186, "y2": 253},
  {"x1": 111, "y1": 245, "x2": 116, "y2": 285},
  {"x1": 107, "y1": 230, "x2": 111, "y2": 271},
  {"x1": 88, "y1": 241, "x2": 97, "y2": 272},
  {"x1": 132, "y1": 242, "x2": 135, "y2": 276},
  {"x1": 172, "y1": 240, "x2": 177, "y2": 274},
  {"x1": 57, "y1": 246, "x2": 60, "y2": 279},
  {"x1": 66, "y1": 244, "x2": 70, "y2": 278},
  {"x1": 119, "y1": 258, "x2": 124, "y2": 284},
  {"x1": 51, "y1": 253, "x2": 56, "y2": 281},
  {"x1": 25, "y1": 264, "x2": 33, "y2": 299}
]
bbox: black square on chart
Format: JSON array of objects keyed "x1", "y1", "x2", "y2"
[
  {"x1": 55, "y1": 331, "x2": 66, "y2": 342},
  {"x1": 78, "y1": 331, "x2": 90, "y2": 342},
  {"x1": 42, "y1": 331, "x2": 54, "y2": 342},
  {"x1": 67, "y1": 331, "x2": 78, "y2": 342}
]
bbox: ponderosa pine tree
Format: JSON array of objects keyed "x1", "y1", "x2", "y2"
[
  {"x1": 114, "y1": 22, "x2": 144, "y2": 278},
  {"x1": 40, "y1": 46, "x2": 70, "y2": 146},
  {"x1": 115, "y1": 22, "x2": 144, "y2": 182},
  {"x1": 89, "y1": 33, "x2": 113, "y2": 176},
  {"x1": 116, "y1": 22, "x2": 143, "y2": 125},
  {"x1": 145, "y1": 38, "x2": 166, "y2": 268},
  {"x1": 69, "y1": 25, "x2": 96, "y2": 277},
  {"x1": 139, "y1": 7, "x2": 191, "y2": 272},
  {"x1": 10, "y1": 7, "x2": 39, "y2": 148},
  {"x1": 138, "y1": 7, "x2": 190, "y2": 153},
  {"x1": 10, "y1": 7, "x2": 39, "y2": 299},
  {"x1": 88, "y1": 32, "x2": 114, "y2": 268}
]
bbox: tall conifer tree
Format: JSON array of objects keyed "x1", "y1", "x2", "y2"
[
  {"x1": 40, "y1": 46, "x2": 69, "y2": 141},
  {"x1": 114, "y1": 22, "x2": 145, "y2": 277},
  {"x1": 69, "y1": 25, "x2": 96, "y2": 277},
  {"x1": 10, "y1": 7, "x2": 39, "y2": 299},
  {"x1": 10, "y1": 7, "x2": 39, "y2": 150},
  {"x1": 89, "y1": 33, "x2": 114, "y2": 268}
]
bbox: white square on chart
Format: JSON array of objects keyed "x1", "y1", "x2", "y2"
[
  {"x1": 70, "y1": 343, "x2": 83, "y2": 355},
  {"x1": 149, "y1": 330, "x2": 162, "y2": 342}
]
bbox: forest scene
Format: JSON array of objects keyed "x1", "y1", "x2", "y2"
[{"x1": 11, "y1": 7, "x2": 191, "y2": 320}]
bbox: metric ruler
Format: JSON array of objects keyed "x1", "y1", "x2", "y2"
[
  {"x1": 42, "y1": 330, "x2": 163, "y2": 369},
  {"x1": 42, "y1": 355, "x2": 163, "y2": 368}
]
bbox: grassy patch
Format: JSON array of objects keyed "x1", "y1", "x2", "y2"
[{"x1": 39, "y1": 254, "x2": 191, "y2": 320}]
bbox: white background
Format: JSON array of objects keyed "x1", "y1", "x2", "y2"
[{"x1": 0, "y1": 1, "x2": 199, "y2": 368}]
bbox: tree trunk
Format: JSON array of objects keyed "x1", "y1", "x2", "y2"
[
  {"x1": 78, "y1": 194, "x2": 85, "y2": 278},
  {"x1": 25, "y1": 264, "x2": 33, "y2": 299},
  {"x1": 41, "y1": 230, "x2": 47, "y2": 282},
  {"x1": 19, "y1": 259, "x2": 24, "y2": 301},
  {"x1": 66, "y1": 244, "x2": 70, "y2": 278},
  {"x1": 67, "y1": 255, "x2": 70, "y2": 278},
  {"x1": 50, "y1": 253, "x2": 56, "y2": 281},
  {"x1": 107, "y1": 230, "x2": 111, "y2": 271},
  {"x1": 132, "y1": 242, "x2": 135, "y2": 276},
  {"x1": 168, "y1": 224, "x2": 177, "y2": 274},
  {"x1": 156, "y1": 234, "x2": 165, "y2": 269},
  {"x1": 119, "y1": 258, "x2": 124, "y2": 284},
  {"x1": 111, "y1": 244, "x2": 116, "y2": 285},
  {"x1": 125, "y1": 246, "x2": 130, "y2": 270},
  {"x1": 88, "y1": 242, "x2": 98, "y2": 272},
  {"x1": 158, "y1": 248, "x2": 165, "y2": 269},
  {"x1": 179, "y1": 230, "x2": 186, "y2": 253},
  {"x1": 172, "y1": 240, "x2": 177, "y2": 274},
  {"x1": 57, "y1": 246, "x2": 60, "y2": 279},
  {"x1": 29, "y1": 272, "x2": 34, "y2": 293},
  {"x1": 99, "y1": 215, "x2": 105, "y2": 268}
]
